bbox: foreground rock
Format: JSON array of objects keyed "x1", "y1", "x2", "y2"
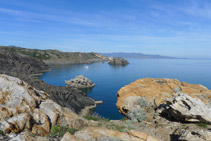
[
  {"x1": 116, "y1": 78, "x2": 211, "y2": 141},
  {"x1": 65, "y1": 127, "x2": 160, "y2": 141},
  {"x1": 108, "y1": 57, "x2": 129, "y2": 65},
  {"x1": 0, "y1": 74, "x2": 91, "y2": 136},
  {"x1": 159, "y1": 93, "x2": 211, "y2": 123},
  {"x1": 117, "y1": 78, "x2": 211, "y2": 116},
  {"x1": 2, "y1": 72, "x2": 96, "y2": 114},
  {"x1": 65, "y1": 75, "x2": 96, "y2": 89}
]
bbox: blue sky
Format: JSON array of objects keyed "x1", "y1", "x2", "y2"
[{"x1": 0, "y1": 0, "x2": 211, "y2": 58}]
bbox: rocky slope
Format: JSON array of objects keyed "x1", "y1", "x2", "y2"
[
  {"x1": 0, "y1": 74, "x2": 160, "y2": 141},
  {"x1": 0, "y1": 46, "x2": 109, "y2": 65},
  {"x1": 0, "y1": 47, "x2": 49, "y2": 75},
  {"x1": 116, "y1": 78, "x2": 211, "y2": 141}
]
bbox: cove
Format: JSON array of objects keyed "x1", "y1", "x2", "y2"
[{"x1": 38, "y1": 58, "x2": 211, "y2": 120}]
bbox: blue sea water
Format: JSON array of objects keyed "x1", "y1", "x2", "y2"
[{"x1": 38, "y1": 59, "x2": 211, "y2": 120}]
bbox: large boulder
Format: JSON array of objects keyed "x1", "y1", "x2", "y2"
[
  {"x1": 158, "y1": 93, "x2": 211, "y2": 123},
  {"x1": 65, "y1": 75, "x2": 96, "y2": 89},
  {"x1": 117, "y1": 78, "x2": 211, "y2": 116},
  {"x1": 108, "y1": 57, "x2": 129, "y2": 65}
]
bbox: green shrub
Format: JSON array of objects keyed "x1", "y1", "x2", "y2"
[
  {"x1": 67, "y1": 128, "x2": 78, "y2": 135},
  {"x1": 98, "y1": 123, "x2": 103, "y2": 127},
  {"x1": 0, "y1": 130, "x2": 4, "y2": 135},
  {"x1": 197, "y1": 123, "x2": 208, "y2": 128},
  {"x1": 50, "y1": 125, "x2": 78, "y2": 137},
  {"x1": 84, "y1": 113, "x2": 110, "y2": 122},
  {"x1": 127, "y1": 108, "x2": 146, "y2": 123},
  {"x1": 106, "y1": 123, "x2": 126, "y2": 132},
  {"x1": 30, "y1": 133, "x2": 36, "y2": 137}
]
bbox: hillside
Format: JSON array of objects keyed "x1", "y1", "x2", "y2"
[
  {"x1": 1, "y1": 46, "x2": 109, "y2": 65},
  {"x1": 102, "y1": 52, "x2": 179, "y2": 59}
]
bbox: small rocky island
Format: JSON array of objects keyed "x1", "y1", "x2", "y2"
[
  {"x1": 65, "y1": 75, "x2": 96, "y2": 89},
  {"x1": 108, "y1": 57, "x2": 129, "y2": 65}
]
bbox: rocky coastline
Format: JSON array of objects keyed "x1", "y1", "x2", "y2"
[
  {"x1": 0, "y1": 46, "x2": 97, "y2": 114},
  {"x1": 0, "y1": 46, "x2": 211, "y2": 141}
]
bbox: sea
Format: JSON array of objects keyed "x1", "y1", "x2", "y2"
[{"x1": 38, "y1": 59, "x2": 211, "y2": 120}]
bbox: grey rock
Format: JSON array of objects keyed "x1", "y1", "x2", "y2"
[
  {"x1": 177, "y1": 129, "x2": 211, "y2": 141},
  {"x1": 159, "y1": 93, "x2": 211, "y2": 123},
  {"x1": 65, "y1": 75, "x2": 96, "y2": 89},
  {"x1": 108, "y1": 57, "x2": 129, "y2": 65}
]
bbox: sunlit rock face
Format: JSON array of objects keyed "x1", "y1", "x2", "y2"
[
  {"x1": 0, "y1": 74, "x2": 89, "y2": 136},
  {"x1": 159, "y1": 93, "x2": 211, "y2": 123},
  {"x1": 116, "y1": 78, "x2": 211, "y2": 116}
]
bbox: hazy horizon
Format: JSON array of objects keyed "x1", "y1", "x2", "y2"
[{"x1": 0, "y1": 0, "x2": 211, "y2": 59}]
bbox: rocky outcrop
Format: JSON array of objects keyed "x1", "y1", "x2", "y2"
[
  {"x1": 158, "y1": 93, "x2": 211, "y2": 123},
  {"x1": 116, "y1": 78, "x2": 211, "y2": 141},
  {"x1": 2, "y1": 72, "x2": 96, "y2": 114},
  {"x1": 65, "y1": 75, "x2": 96, "y2": 89},
  {"x1": 108, "y1": 57, "x2": 129, "y2": 65},
  {"x1": 117, "y1": 78, "x2": 211, "y2": 116},
  {"x1": 0, "y1": 47, "x2": 49, "y2": 75},
  {"x1": 0, "y1": 74, "x2": 91, "y2": 136}
]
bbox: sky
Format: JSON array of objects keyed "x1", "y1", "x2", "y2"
[{"x1": 0, "y1": 0, "x2": 211, "y2": 59}]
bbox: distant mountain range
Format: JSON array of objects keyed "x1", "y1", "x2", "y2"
[{"x1": 101, "y1": 52, "x2": 180, "y2": 59}]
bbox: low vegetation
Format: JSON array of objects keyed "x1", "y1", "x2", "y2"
[
  {"x1": 106, "y1": 123, "x2": 126, "y2": 132},
  {"x1": 127, "y1": 108, "x2": 146, "y2": 122},
  {"x1": 84, "y1": 113, "x2": 110, "y2": 122},
  {"x1": 49, "y1": 125, "x2": 79, "y2": 137},
  {"x1": 0, "y1": 130, "x2": 4, "y2": 135},
  {"x1": 197, "y1": 123, "x2": 208, "y2": 129},
  {"x1": 126, "y1": 98, "x2": 151, "y2": 123}
]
